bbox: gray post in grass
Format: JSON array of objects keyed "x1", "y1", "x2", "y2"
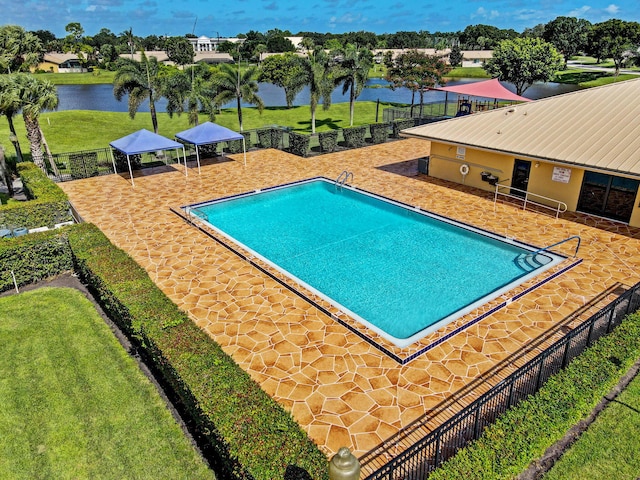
[{"x1": 329, "y1": 447, "x2": 361, "y2": 480}]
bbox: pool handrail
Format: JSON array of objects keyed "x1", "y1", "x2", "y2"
[
  {"x1": 529, "y1": 235, "x2": 581, "y2": 258},
  {"x1": 494, "y1": 180, "x2": 568, "y2": 218}
]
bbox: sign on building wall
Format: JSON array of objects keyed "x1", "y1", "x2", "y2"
[
  {"x1": 456, "y1": 147, "x2": 466, "y2": 160},
  {"x1": 552, "y1": 167, "x2": 572, "y2": 183}
]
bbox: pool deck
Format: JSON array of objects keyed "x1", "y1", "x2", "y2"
[{"x1": 59, "y1": 139, "x2": 640, "y2": 473}]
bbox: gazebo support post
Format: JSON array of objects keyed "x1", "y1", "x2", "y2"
[{"x1": 126, "y1": 154, "x2": 135, "y2": 187}]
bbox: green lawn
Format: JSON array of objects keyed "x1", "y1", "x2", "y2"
[
  {"x1": 33, "y1": 70, "x2": 117, "y2": 85},
  {"x1": 553, "y1": 69, "x2": 638, "y2": 87},
  {"x1": 543, "y1": 372, "x2": 640, "y2": 479},
  {"x1": 0, "y1": 101, "x2": 404, "y2": 154},
  {"x1": 0, "y1": 287, "x2": 215, "y2": 480}
]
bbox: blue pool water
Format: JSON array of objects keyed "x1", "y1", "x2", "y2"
[{"x1": 188, "y1": 179, "x2": 563, "y2": 347}]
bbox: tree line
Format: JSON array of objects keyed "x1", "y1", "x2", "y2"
[{"x1": 0, "y1": 15, "x2": 639, "y2": 188}]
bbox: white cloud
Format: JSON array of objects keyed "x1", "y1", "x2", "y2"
[
  {"x1": 567, "y1": 5, "x2": 591, "y2": 16},
  {"x1": 605, "y1": 4, "x2": 619, "y2": 14},
  {"x1": 470, "y1": 7, "x2": 499, "y2": 20}
]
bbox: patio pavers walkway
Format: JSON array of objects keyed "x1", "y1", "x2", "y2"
[{"x1": 59, "y1": 138, "x2": 640, "y2": 473}]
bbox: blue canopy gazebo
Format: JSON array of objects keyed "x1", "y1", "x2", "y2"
[
  {"x1": 175, "y1": 122, "x2": 246, "y2": 174},
  {"x1": 109, "y1": 129, "x2": 187, "y2": 186}
]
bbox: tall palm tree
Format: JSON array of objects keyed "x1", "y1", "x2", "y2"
[
  {"x1": 0, "y1": 75, "x2": 25, "y2": 163},
  {"x1": 300, "y1": 49, "x2": 333, "y2": 134},
  {"x1": 13, "y1": 74, "x2": 58, "y2": 172},
  {"x1": 332, "y1": 45, "x2": 373, "y2": 126},
  {"x1": 113, "y1": 52, "x2": 164, "y2": 133},
  {"x1": 164, "y1": 65, "x2": 218, "y2": 126},
  {"x1": 212, "y1": 62, "x2": 264, "y2": 132}
]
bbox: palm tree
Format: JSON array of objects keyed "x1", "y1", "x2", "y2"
[
  {"x1": 300, "y1": 49, "x2": 333, "y2": 134},
  {"x1": 0, "y1": 25, "x2": 43, "y2": 74},
  {"x1": 332, "y1": 45, "x2": 373, "y2": 126},
  {"x1": 164, "y1": 65, "x2": 218, "y2": 126},
  {"x1": 212, "y1": 62, "x2": 264, "y2": 132},
  {"x1": 13, "y1": 74, "x2": 58, "y2": 172},
  {"x1": 113, "y1": 52, "x2": 164, "y2": 133},
  {"x1": 0, "y1": 75, "x2": 25, "y2": 164}
]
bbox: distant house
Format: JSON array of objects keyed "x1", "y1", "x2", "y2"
[
  {"x1": 35, "y1": 53, "x2": 87, "y2": 73},
  {"x1": 188, "y1": 35, "x2": 245, "y2": 52},
  {"x1": 118, "y1": 50, "x2": 234, "y2": 65},
  {"x1": 401, "y1": 78, "x2": 640, "y2": 226},
  {"x1": 373, "y1": 49, "x2": 492, "y2": 67}
]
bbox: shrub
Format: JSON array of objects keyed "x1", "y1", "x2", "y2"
[
  {"x1": 67, "y1": 223, "x2": 328, "y2": 480},
  {"x1": 0, "y1": 163, "x2": 72, "y2": 229},
  {"x1": 369, "y1": 123, "x2": 389, "y2": 144},
  {"x1": 0, "y1": 229, "x2": 73, "y2": 292},
  {"x1": 112, "y1": 149, "x2": 141, "y2": 172},
  {"x1": 392, "y1": 118, "x2": 417, "y2": 138},
  {"x1": 257, "y1": 128, "x2": 284, "y2": 149},
  {"x1": 343, "y1": 126, "x2": 367, "y2": 148},
  {"x1": 227, "y1": 132, "x2": 251, "y2": 154},
  {"x1": 288, "y1": 132, "x2": 310, "y2": 157},
  {"x1": 318, "y1": 131, "x2": 338, "y2": 153}
]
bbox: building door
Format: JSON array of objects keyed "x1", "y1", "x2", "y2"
[
  {"x1": 510, "y1": 160, "x2": 531, "y2": 197},
  {"x1": 577, "y1": 171, "x2": 639, "y2": 223}
]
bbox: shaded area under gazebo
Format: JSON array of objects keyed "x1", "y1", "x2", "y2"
[{"x1": 432, "y1": 78, "x2": 531, "y2": 116}]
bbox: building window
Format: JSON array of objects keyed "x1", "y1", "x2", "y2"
[{"x1": 577, "y1": 171, "x2": 639, "y2": 223}]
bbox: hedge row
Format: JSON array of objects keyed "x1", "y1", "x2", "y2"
[
  {"x1": 0, "y1": 228, "x2": 74, "y2": 292},
  {"x1": 428, "y1": 312, "x2": 640, "y2": 480},
  {"x1": 67, "y1": 223, "x2": 328, "y2": 480},
  {"x1": 0, "y1": 162, "x2": 73, "y2": 229}
]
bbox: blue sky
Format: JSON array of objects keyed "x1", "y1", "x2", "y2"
[{"x1": 4, "y1": 0, "x2": 639, "y2": 38}]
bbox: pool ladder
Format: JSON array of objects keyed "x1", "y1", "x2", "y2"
[
  {"x1": 517, "y1": 235, "x2": 582, "y2": 268},
  {"x1": 335, "y1": 170, "x2": 353, "y2": 190}
]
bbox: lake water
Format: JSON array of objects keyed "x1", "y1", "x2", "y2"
[{"x1": 54, "y1": 78, "x2": 580, "y2": 113}]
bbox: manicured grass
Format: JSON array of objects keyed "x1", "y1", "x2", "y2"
[
  {"x1": 447, "y1": 67, "x2": 490, "y2": 79},
  {"x1": 0, "y1": 287, "x2": 215, "y2": 480},
  {"x1": 543, "y1": 371, "x2": 640, "y2": 479},
  {"x1": 0, "y1": 101, "x2": 402, "y2": 155},
  {"x1": 554, "y1": 69, "x2": 638, "y2": 87},
  {"x1": 33, "y1": 70, "x2": 117, "y2": 85}
]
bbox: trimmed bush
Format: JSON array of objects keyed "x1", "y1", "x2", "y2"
[
  {"x1": 288, "y1": 132, "x2": 310, "y2": 157},
  {"x1": 257, "y1": 128, "x2": 284, "y2": 149},
  {"x1": 112, "y1": 149, "x2": 141, "y2": 172},
  {"x1": 0, "y1": 229, "x2": 73, "y2": 292},
  {"x1": 0, "y1": 163, "x2": 72, "y2": 229},
  {"x1": 369, "y1": 123, "x2": 389, "y2": 144},
  {"x1": 227, "y1": 132, "x2": 251, "y2": 154},
  {"x1": 318, "y1": 131, "x2": 338, "y2": 153},
  {"x1": 429, "y1": 312, "x2": 640, "y2": 480},
  {"x1": 343, "y1": 126, "x2": 367, "y2": 148},
  {"x1": 67, "y1": 223, "x2": 328, "y2": 480},
  {"x1": 392, "y1": 118, "x2": 417, "y2": 138}
]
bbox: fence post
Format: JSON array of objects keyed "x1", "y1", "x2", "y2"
[{"x1": 329, "y1": 447, "x2": 360, "y2": 480}]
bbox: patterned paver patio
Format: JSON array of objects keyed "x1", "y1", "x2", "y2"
[{"x1": 59, "y1": 138, "x2": 640, "y2": 474}]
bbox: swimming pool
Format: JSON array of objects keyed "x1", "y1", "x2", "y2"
[{"x1": 185, "y1": 178, "x2": 565, "y2": 348}]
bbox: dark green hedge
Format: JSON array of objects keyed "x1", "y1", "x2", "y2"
[
  {"x1": 226, "y1": 132, "x2": 251, "y2": 155},
  {"x1": 0, "y1": 228, "x2": 73, "y2": 292},
  {"x1": 288, "y1": 132, "x2": 310, "y2": 157},
  {"x1": 318, "y1": 131, "x2": 338, "y2": 153},
  {"x1": 429, "y1": 312, "x2": 640, "y2": 480},
  {"x1": 392, "y1": 118, "x2": 417, "y2": 138},
  {"x1": 369, "y1": 123, "x2": 389, "y2": 144},
  {"x1": 343, "y1": 126, "x2": 367, "y2": 149},
  {"x1": 257, "y1": 128, "x2": 284, "y2": 149},
  {"x1": 67, "y1": 223, "x2": 328, "y2": 480},
  {"x1": 0, "y1": 162, "x2": 72, "y2": 229}
]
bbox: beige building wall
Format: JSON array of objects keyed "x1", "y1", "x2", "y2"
[{"x1": 429, "y1": 141, "x2": 640, "y2": 227}]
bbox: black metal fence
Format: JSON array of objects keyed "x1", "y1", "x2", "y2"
[
  {"x1": 51, "y1": 148, "x2": 115, "y2": 182},
  {"x1": 362, "y1": 281, "x2": 640, "y2": 479}
]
